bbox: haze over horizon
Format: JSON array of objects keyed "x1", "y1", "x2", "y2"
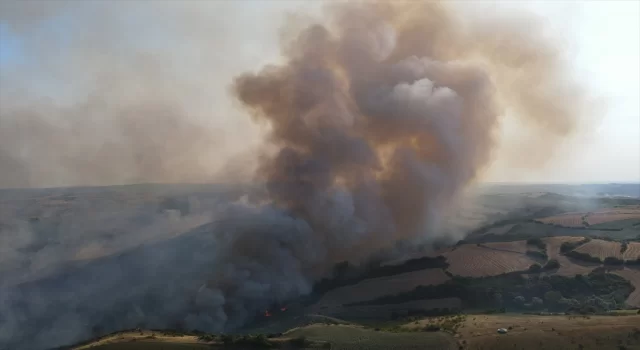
[{"x1": 0, "y1": 0, "x2": 638, "y2": 188}]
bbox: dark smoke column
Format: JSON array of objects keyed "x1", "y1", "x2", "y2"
[{"x1": 233, "y1": 2, "x2": 498, "y2": 266}]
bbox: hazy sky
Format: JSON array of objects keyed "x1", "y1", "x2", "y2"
[{"x1": 0, "y1": 0, "x2": 638, "y2": 185}]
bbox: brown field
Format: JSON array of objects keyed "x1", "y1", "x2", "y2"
[
  {"x1": 536, "y1": 206, "x2": 640, "y2": 227},
  {"x1": 316, "y1": 269, "x2": 450, "y2": 307},
  {"x1": 443, "y1": 245, "x2": 536, "y2": 277},
  {"x1": 536, "y1": 213, "x2": 585, "y2": 227},
  {"x1": 480, "y1": 240, "x2": 529, "y2": 254},
  {"x1": 612, "y1": 267, "x2": 640, "y2": 307},
  {"x1": 574, "y1": 239, "x2": 623, "y2": 260},
  {"x1": 484, "y1": 223, "x2": 517, "y2": 236},
  {"x1": 624, "y1": 242, "x2": 640, "y2": 261},
  {"x1": 586, "y1": 208, "x2": 640, "y2": 225},
  {"x1": 543, "y1": 236, "x2": 600, "y2": 276}
]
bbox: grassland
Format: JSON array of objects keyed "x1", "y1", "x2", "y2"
[
  {"x1": 75, "y1": 315, "x2": 640, "y2": 350},
  {"x1": 286, "y1": 324, "x2": 457, "y2": 349}
]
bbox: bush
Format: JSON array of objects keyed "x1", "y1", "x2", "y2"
[
  {"x1": 544, "y1": 259, "x2": 560, "y2": 270},
  {"x1": 289, "y1": 336, "x2": 311, "y2": 347},
  {"x1": 528, "y1": 263, "x2": 542, "y2": 272},
  {"x1": 565, "y1": 251, "x2": 601, "y2": 264},
  {"x1": 526, "y1": 250, "x2": 548, "y2": 261},
  {"x1": 527, "y1": 238, "x2": 547, "y2": 250},
  {"x1": 604, "y1": 257, "x2": 624, "y2": 266},
  {"x1": 424, "y1": 324, "x2": 440, "y2": 332},
  {"x1": 621, "y1": 242, "x2": 629, "y2": 254}
]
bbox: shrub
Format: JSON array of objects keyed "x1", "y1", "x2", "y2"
[
  {"x1": 544, "y1": 259, "x2": 560, "y2": 270},
  {"x1": 526, "y1": 250, "x2": 548, "y2": 261},
  {"x1": 528, "y1": 263, "x2": 542, "y2": 272},
  {"x1": 289, "y1": 336, "x2": 310, "y2": 347},
  {"x1": 604, "y1": 257, "x2": 624, "y2": 266},
  {"x1": 565, "y1": 251, "x2": 601, "y2": 264},
  {"x1": 527, "y1": 238, "x2": 547, "y2": 250},
  {"x1": 621, "y1": 242, "x2": 629, "y2": 254}
]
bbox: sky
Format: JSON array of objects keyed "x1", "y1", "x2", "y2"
[{"x1": 0, "y1": 0, "x2": 638, "y2": 186}]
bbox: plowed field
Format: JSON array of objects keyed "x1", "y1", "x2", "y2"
[
  {"x1": 443, "y1": 245, "x2": 535, "y2": 277},
  {"x1": 623, "y1": 242, "x2": 640, "y2": 261},
  {"x1": 612, "y1": 267, "x2": 640, "y2": 307},
  {"x1": 573, "y1": 239, "x2": 623, "y2": 260}
]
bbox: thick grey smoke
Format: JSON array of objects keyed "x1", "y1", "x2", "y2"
[
  {"x1": 0, "y1": 1, "x2": 596, "y2": 349},
  {"x1": 0, "y1": 0, "x2": 273, "y2": 188}
]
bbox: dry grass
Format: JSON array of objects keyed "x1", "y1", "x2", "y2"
[
  {"x1": 480, "y1": 240, "x2": 529, "y2": 254},
  {"x1": 624, "y1": 242, "x2": 640, "y2": 261},
  {"x1": 536, "y1": 206, "x2": 640, "y2": 228},
  {"x1": 586, "y1": 208, "x2": 640, "y2": 225},
  {"x1": 443, "y1": 245, "x2": 536, "y2": 277},
  {"x1": 73, "y1": 330, "x2": 204, "y2": 350},
  {"x1": 286, "y1": 324, "x2": 457, "y2": 350},
  {"x1": 484, "y1": 223, "x2": 517, "y2": 236},
  {"x1": 574, "y1": 239, "x2": 623, "y2": 260},
  {"x1": 536, "y1": 213, "x2": 585, "y2": 227},
  {"x1": 612, "y1": 267, "x2": 640, "y2": 307},
  {"x1": 316, "y1": 269, "x2": 450, "y2": 307},
  {"x1": 456, "y1": 314, "x2": 640, "y2": 350}
]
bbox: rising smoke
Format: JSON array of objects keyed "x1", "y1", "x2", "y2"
[{"x1": 0, "y1": 1, "x2": 596, "y2": 349}]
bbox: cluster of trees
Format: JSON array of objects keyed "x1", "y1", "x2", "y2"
[
  {"x1": 528, "y1": 259, "x2": 560, "y2": 272},
  {"x1": 348, "y1": 270, "x2": 634, "y2": 315},
  {"x1": 526, "y1": 238, "x2": 547, "y2": 250}
]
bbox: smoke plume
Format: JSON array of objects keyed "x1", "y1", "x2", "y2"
[{"x1": 0, "y1": 1, "x2": 596, "y2": 349}]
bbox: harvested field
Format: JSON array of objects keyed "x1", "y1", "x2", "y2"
[
  {"x1": 612, "y1": 267, "x2": 640, "y2": 307},
  {"x1": 586, "y1": 208, "x2": 640, "y2": 226},
  {"x1": 623, "y1": 242, "x2": 640, "y2": 261},
  {"x1": 536, "y1": 213, "x2": 585, "y2": 227},
  {"x1": 443, "y1": 245, "x2": 536, "y2": 277},
  {"x1": 484, "y1": 223, "x2": 517, "y2": 236},
  {"x1": 543, "y1": 236, "x2": 599, "y2": 276},
  {"x1": 574, "y1": 239, "x2": 623, "y2": 260},
  {"x1": 480, "y1": 240, "x2": 529, "y2": 254},
  {"x1": 316, "y1": 269, "x2": 450, "y2": 307},
  {"x1": 320, "y1": 298, "x2": 462, "y2": 320}
]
